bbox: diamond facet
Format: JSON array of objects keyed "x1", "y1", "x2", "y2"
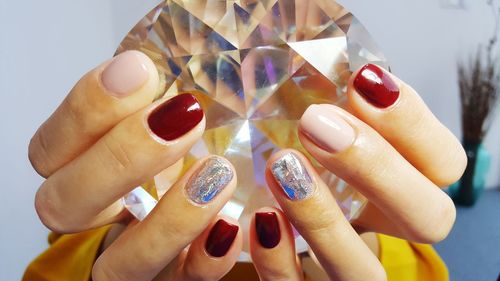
[{"x1": 117, "y1": 0, "x2": 388, "y2": 253}]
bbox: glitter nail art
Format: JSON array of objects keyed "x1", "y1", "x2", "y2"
[
  {"x1": 271, "y1": 153, "x2": 314, "y2": 201},
  {"x1": 186, "y1": 156, "x2": 234, "y2": 204}
]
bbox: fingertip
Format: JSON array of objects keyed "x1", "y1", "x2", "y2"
[
  {"x1": 266, "y1": 150, "x2": 318, "y2": 201},
  {"x1": 250, "y1": 207, "x2": 302, "y2": 280},
  {"x1": 347, "y1": 63, "x2": 402, "y2": 111},
  {"x1": 145, "y1": 93, "x2": 206, "y2": 145},
  {"x1": 299, "y1": 104, "x2": 356, "y2": 154},
  {"x1": 252, "y1": 207, "x2": 284, "y2": 249},
  {"x1": 101, "y1": 50, "x2": 158, "y2": 98},
  {"x1": 182, "y1": 217, "x2": 241, "y2": 280}
]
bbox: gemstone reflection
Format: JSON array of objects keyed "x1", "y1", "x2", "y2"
[{"x1": 118, "y1": 0, "x2": 389, "y2": 254}]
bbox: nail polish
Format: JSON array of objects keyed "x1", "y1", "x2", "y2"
[
  {"x1": 186, "y1": 156, "x2": 233, "y2": 204},
  {"x1": 353, "y1": 64, "x2": 400, "y2": 108},
  {"x1": 205, "y1": 219, "x2": 239, "y2": 257},
  {"x1": 255, "y1": 212, "x2": 281, "y2": 249},
  {"x1": 148, "y1": 94, "x2": 203, "y2": 141},
  {"x1": 102, "y1": 50, "x2": 150, "y2": 97},
  {"x1": 300, "y1": 104, "x2": 355, "y2": 153},
  {"x1": 271, "y1": 153, "x2": 314, "y2": 201}
]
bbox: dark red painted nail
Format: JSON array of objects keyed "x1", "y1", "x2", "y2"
[
  {"x1": 148, "y1": 93, "x2": 203, "y2": 141},
  {"x1": 205, "y1": 219, "x2": 239, "y2": 257},
  {"x1": 255, "y1": 212, "x2": 281, "y2": 249},
  {"x1": 353, "y1": 64, "x2": 400, "y2": 108}
]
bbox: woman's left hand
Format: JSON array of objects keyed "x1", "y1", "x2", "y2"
[{"x1": 247, "y1": 64, "x2": 466, "y2": 281}]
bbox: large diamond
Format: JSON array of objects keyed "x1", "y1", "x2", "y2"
[{"x1": 118, "y1": 0, "x2": 388, "y2": 253}]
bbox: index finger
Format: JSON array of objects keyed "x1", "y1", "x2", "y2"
[{"x1": 29, "y1": 51, "x2": 160, "y2": 177}]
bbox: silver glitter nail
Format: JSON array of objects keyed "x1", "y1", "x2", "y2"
[
  {"x1": 186, "y1": 156, "x2": 234, "y2": 204},
  {"x1": 271, "y1": 153, "x2": 314, "y2": 201}
]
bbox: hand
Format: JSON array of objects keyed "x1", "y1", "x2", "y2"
[
  {"x1": 248, "y1": 64, "x2": 466, "y2": 281},
  {"x1": 29, "y1": 51, "x2": 243, "y2": 281}
]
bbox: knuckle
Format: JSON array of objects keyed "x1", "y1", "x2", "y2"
[
  {"x1": 440, "y1": 145, "x2": 468, "y2": 187},
  {"x1": 35, "y1": 182, "x2": 88, "y2": 234},
  {"x1": 430, "y1": 196, "x2": 456, "y2": 242},
  {"x1": 100, "y1": 135, "x2": 133, "y2": 172},
  {"x1": 92, "y1": 255, "x2": 123, "y2": 281},
  {"x1": 28, "y1": 129, "x2": 53, "y2": 178},
  {"x1": 34, "y1": 187, "x2": 67, "y2": 233},
  {"x1": 370, "y1": 264, "x2": 388, "y2": 281},
  {"x1": 62, "y1": 85, "x2": 106, "y2": 137},
  {"x1": 429, "y1": 139, "x2": 467, "y2": 187},
  {"x1": 411, "y1": 196, "x2": 456, "y2": 244},
  {"x1": 259, "y1": 269, "x2": 295, "y2": 281},
  {"x1": 303, "y1": 207, "x2": 345, "y2": 236},
  {"x1": 63, "y1": 90, "x2": 90, "y2": 130},
  {"x1": 183, "y1": 266, "x2": 210, "y2": 281}
]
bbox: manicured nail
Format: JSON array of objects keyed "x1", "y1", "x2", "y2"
[
  {"x1": 186, "y1": 156, "x2": 233, "y2": 204},
  {"x1": 148, "y1": 94, "x2": 204, "y2": 141},
  {"x1": 205, "y1": 219, "x2": 239, "y2": 257},
  {"x1": 255, "y1": 212, "x2": 281, "y2": 249},
  {"x1": 271, "y1": 153, "x2": 314, "y2": 201},
  {"x1": 300, "y1": 104, "x2": 355, "y2": 153},
  {"x1": 353, "y1": 64, "x2": 400, "y2": 108},
  {"x1": 102, "y1": 50, "x2": 151, "y2": 97}
]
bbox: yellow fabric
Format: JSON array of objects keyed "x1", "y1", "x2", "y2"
[
  {"x1": 378, "y1": 234, "x2": 448, "y2": 281},
  {"x1": 23, "y1": 228, "x2": 448, "y2": 281},
  {"x1": 23, "y1": 226, "x2": 111, "y2": 281}
]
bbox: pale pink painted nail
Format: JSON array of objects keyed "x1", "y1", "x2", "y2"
[
  {"x1": 101, "y1": 50, "x2": 150, "y2": 97},
  {"x1": 299, "y1": 105, "x2": 355, "y2": 153}
]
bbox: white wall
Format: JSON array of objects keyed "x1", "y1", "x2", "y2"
[
  {"x1": 0, "y1": 0, "x2": 498, "y2": 279},
  {"x1": 0, "y1": 0, "x2": 115, "y2": 279}
]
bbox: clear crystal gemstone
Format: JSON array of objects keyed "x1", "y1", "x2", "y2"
[
  {"x1": 117, "y1": 0, "x2": 388, "y2": 253},
  {"x1": 122, "y1": 187, "x2": 158, "y2": 221}
]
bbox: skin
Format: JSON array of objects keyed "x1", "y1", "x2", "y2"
[
  {"x1": 251, "y1": 68, "x2": 466, "y2": 281},
  {"x1": 29, "y1": 51, "x2": 466, "y2": 281}
]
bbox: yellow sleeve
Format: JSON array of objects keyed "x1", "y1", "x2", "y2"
[
  {"x1": 23, "y1": 226, "x2": 111, "y2": 281},
  {"x1": 378, "y1": 234, "x2": 449, "y2": 281}
]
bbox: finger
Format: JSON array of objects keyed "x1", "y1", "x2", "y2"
[
  {"x1": 347, "y1": 64, "x2": 466, "y2": 187},
  {"x1": 266, "y1": 151, "x2": 386, "y2": 281},
  {"x1": 35, "y1": 93, "x2": 205, "y2": 232},
  {"x1": 175, "y1": 217, "x2": 242, "y2": 281},
  {"x1": 92, "y1": 156, "x2": 237, "y2": 281},
  {"x1": 29, "y1": 50, "x2": 160, "y2": 177},
  {"x1": 298, "y1": 105, "x2": 456, "y2": 243},
  {"x1": 250, "y1": 207, "x2": 303, "y2": 281}
]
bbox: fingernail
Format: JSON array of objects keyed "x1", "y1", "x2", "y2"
[
  {"x1": 300, "y1": 105, "x2": 355, "y2": 153},
  {"x1": 255, "y1": 212, "x2": 281, "y2": 249},
  {"x1": 205, "y1": 219, "x2": 239, "y2": 257},
  {"x1": 148, "y1": 93, "x2": 204, "y2": 141},
  {"x1": 271, "y1": 152, "x2": 314, "y2": 201},
  {"x1": 353, "y1": 64, "x2": 400, "y2": 108},
  {"x1": 102, "y1": 51, "x2": 151, "y2": 97},
  {"x1": 186, "y1": 156, "x2": 233, "y2": 204}
]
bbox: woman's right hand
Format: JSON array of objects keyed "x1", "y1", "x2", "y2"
[{"x1": 29, "y1": 51, "x2": 242, "y2": 281}]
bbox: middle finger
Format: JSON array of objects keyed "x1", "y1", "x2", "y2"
[{"x1": 35, "y1": 93, "x2": 205, "y2": 233}]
